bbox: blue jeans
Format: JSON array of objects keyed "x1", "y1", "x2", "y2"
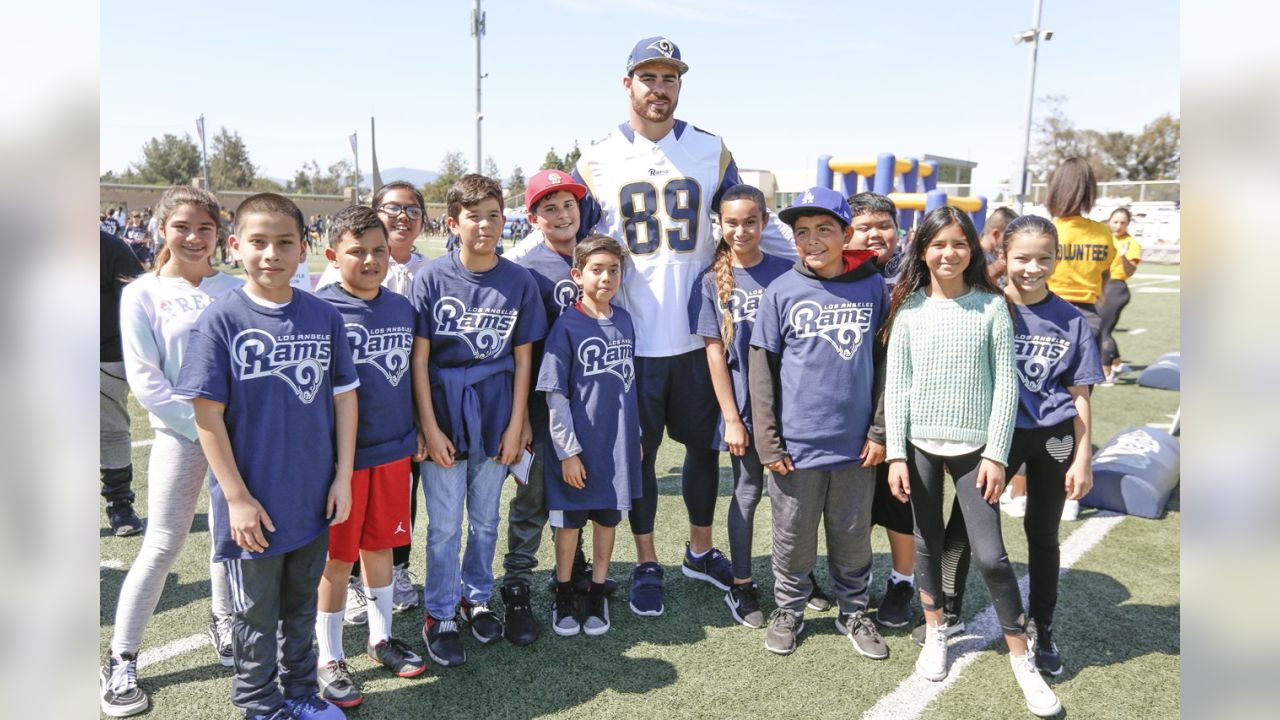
[{"x1": 421, "y1": 456, "x2": 508, "y2": 620}]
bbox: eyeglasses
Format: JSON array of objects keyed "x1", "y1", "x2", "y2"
[{"x1": 378, "y1": 203, "x2": 424, "y2": 220}]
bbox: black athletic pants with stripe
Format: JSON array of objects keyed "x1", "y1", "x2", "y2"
[{"x1": 936, "y1": 417, "x2": 1074, "y2": 628}]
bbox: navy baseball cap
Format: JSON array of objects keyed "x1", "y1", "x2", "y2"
[
  {"x1": 626, "y1": 36, "x2": 689, "y2": 75},
  {"x1": 778, "y1": 187, "x2": 853, "y2": 228}
]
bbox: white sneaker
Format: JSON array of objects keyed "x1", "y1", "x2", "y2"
[
  {"x1": 344, "y1": 576, "x2": 369, "y2": 626},
  {"x1": 1000, "y1": 488, "x2": 1027, "y2": 518},
  {"x1": 915, "y1": 623, "x2": 949, "y2": 681},
  {"x1": 1061, "y1": 499, "x2": 1080, "y2": 521},
  {"x1": 1011, "y1": 650, "x2": 1063, "y2": 717},
  {"x1": 391, "y1": 564, "x2": 419, "y2": 611}
]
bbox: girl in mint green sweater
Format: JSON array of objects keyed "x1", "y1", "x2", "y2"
[{"x1": 882, "y1": 207, "x2": 1061, "y2": 717}]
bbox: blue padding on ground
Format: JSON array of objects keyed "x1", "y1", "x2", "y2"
[
  {"x1": 1082, "y1": 426, "x2": 1180, "y2": 519},
  {"x1": 1138, "y1": 351, "x2": 1180, "y2": 391}
]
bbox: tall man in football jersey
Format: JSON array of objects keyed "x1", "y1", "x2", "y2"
[{"x1": 517, "y1": 37, "x2": 794, "y2": 616}]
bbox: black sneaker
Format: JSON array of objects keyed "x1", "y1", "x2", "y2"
[
  {"x1": 836, "y1": 610, "x2": 890, "y2": 660},
  {"x1": 764, "y1": 608, "x2": 805, "y2": 655},
  {"x1": 725, "y1": 582, "x2": 766, "y2": 628},
  {"x1": 552, "y1": 581, "x2": 580, "y2": 636},
  {"x1": 1030, "y1": 620, "x2": 1064, "y2": 676},
  {"x1": 100, "y1": 652, "x2": 148, "y2": 717},
  {"x1": 501, "y1": 582, "x2": 539, "y2": 646},
  {"x1": 460, "y1": 598, "x2": 504, "y2": 644},
  {"x1": 317, "y1": 659, "x2": 363, "y2": 708},
  {"x1": 910, "y1": 612, "x2": 966, "y2": 646},
  {"x1": 368, "y1": 637, "x2": 427, "y2": 677},
  {"x1": 106, "y1": 501, "x2": 144, "y2": 537},
  {"x1": 207, "y1": 612, "x2": 234, "y2": 667},
  {"x1": 571, "y1": 547, "x2": 593, "y2": 593},
  {"x1": 681, "y1": 543, "x2": 735, "y2": 591},
  {"x1": 421, "y1": 614, "x2": 466, "y2": 667},
  {"x1": 875, "y1": 578, "x2": 914, "y2": 628},
  {"x1": 583, "y1": 583, "x2": 611, "y2": 636},
  {"x1": 806, "y1": 573, "x2": 833, "y2": 612}
]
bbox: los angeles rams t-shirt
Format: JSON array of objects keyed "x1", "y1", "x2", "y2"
[
  {"x1": 689, "y1": 253, "x2": 792, "y2": 449},
  {"x1": 316, "y1": 285, "x2": 417, "y2": 469},
  {"x1": 1012, "y1": 293, "x2": 1105, "y2": 429},
  {"x1": 175, "y1": 288, "x2": 360, "y2": 561},
  {"x1": 515, "y1": 241, "x2": 580, "y2": 441},
  {"x1": 536, "y1": 306, "x2": 642, "y2": 512},
  {"x1": 410, "y1": 251, "x2": 548, "y2": 457},
  {"x1": 751, "y1": 270, "x2": 888, "y2": 470}
]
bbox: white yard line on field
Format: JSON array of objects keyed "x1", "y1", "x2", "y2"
[
  {"x1": 131, "y1": 439, "x2": 154, "y2": 448},
  {"x1": 1127, "y1": 276, "x2": 1179, "y2": 290},
  {"x1": 137, "y1": 634, "x2": 210, "y2": 669},
  {"x1": 100, "y1": 559, "x2": 124, "y2": 570},
  {"x1": 1125, "y1": 327, "x2": 1147, "y2": 335},
  {"x1": 860, "y1": 512, "x2": 1126, "y2": 720}
]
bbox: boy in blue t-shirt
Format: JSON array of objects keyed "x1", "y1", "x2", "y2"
[
  {"x1": 312, "y1": 206, "x2": 426, "y2": 708},
  {"x1": 748, "y1": 187, "x2": 890, "y2": 660},
  {"x1": 409, "y1": 174, "x2": 548, "y2": 667},
  {"x1": 499, "y1": 169, "x2": 595, "y2": 646},
  {"x1": 176, "y1": 193, "x2": 358, "y2": 720},
  {"x1": 536, "y1": 235, "x2": 642, "y2": 637}
]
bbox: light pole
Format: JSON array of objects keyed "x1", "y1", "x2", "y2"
[
  {"x1": 196, "y1": 114, "x2": 209, "y2": 190},
  {"x1": 472, "y1": 0, "x2": 486, "y2": 173},
  {"x1": 1014, "y1": 0, "x2": 1053, "y2": 212}
]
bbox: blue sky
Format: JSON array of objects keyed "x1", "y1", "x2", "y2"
[{"x1": 100, "y1": 0, "x2": 1178, "y2": 188}]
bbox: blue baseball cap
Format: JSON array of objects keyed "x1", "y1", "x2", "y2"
[
  {"x1": 778, "y1": 187, "x2": 853, "y2": 228},
  {"x1": 626, "y1": 36, "x2": 689, "y2": 75}
]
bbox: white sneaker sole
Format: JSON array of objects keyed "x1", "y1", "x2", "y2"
[
  {"x1": 1027, "y1": 697, "x2": 1064, "y2": 717},
  {"x1": 724, "y1": 593, "x2": 765, "y2": 628},
  {"x1": 100, "y1": 696, "x2": 149, "y2": 718},
  {"x1": 681, "y1": 564, "x2": 730, "y2": 591},
  {"x1": 551, "y1": 618, "x2": 580, "y2": 637},
  {"x1": 628, "y1": 600, "x2": 665, "y2": 617}
]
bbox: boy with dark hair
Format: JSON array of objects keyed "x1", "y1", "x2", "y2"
[
  {"x1": 410, "y1": 174, "x2": 548, "y2": 666},
  {"x1": 176, "y1": 193, "x2": 358, "y2": 720},
  {"x1": 750, "y1": 187, "x2": 890, "y2": 659},
  {"x1": 538, "y1": 235, "x2": 641, "y2": 637},
  {"x1": 312, "y1": 206, "x2": 426, "y2": 708},
  {"x1": 981, "y1": 206, "x2": 1020, "y2": 286},
  {"x1": 844, "y1": 191, "x2": 915, "y2": 629}
]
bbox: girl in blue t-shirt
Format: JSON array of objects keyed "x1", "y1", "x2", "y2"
[{"x1": 690, "y1": 184, "x2": 791, "y2": 629}]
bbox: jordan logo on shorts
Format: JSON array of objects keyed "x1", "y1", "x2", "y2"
[
  {"x1": 788, "y1": 300, "x2": 873, "y2": 360},
  {"x1": 433, "y1": 296, "x2": 519, "y2": 361},
  {"x1": 232, "y1": 329, "x2": 331, "y2": 404},
  {"x1": 578, "y1": 336, "x2": 636, "y2": 391},
  {"x1": 393, "y1": 522, "x2": 407, "y2": 535},
  {"x1": 345, "y1": 323, "x2": 412, "y2": 386},
  {"x1": 1014, "y1": 333, "x2": 1070, "y2": 392}
]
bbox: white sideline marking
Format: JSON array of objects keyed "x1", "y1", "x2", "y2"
[
  {"x1": 137, "y1": 634, "x2": 209, "y2": 669},
  {"x1": 860, "y1": 513, "x2": 1126, "y2": 720},
  {"x1": 1126, "y1": 327, "x2": 1148, "y2": 335},
  {"x1": 1136, "y1": 287, "x2": 1179, "y2": 294},
  {"x1": 1127, "y1": 276, "x2": 1179, "y2": 290},
  {"x1": 100, "y1": 559, "x2": 123, "y2": 570},
  {"x1": 132, "y1": 439, "x2": 154, "y2": 448}
]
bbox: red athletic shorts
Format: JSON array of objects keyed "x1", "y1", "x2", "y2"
[{"x1": 328, "y1": 457, "x2": 412, "y2": 563}]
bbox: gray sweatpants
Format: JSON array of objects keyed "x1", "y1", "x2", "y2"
[
  {"x1": 769, "y1": 464, "x2": 875, "y2": 614},
  {"x1": 501, "y1": 440, "x2": 548, "y2": 586},
  {"x1": 100, "y1": 362, "x2": 134, "y2": 503},
  {"x1": 111, "y1": 429, "x2": 232, "y2": 654},
  {"x1": 224, "y1": 533, "x2": 328, "y2": 717}
]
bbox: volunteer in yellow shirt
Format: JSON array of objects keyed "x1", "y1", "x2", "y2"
[
  {"x1": 1098, "y1": 207, "x2": 1142, "y2": 384},
  {"x1": 1045, "y1": 158, "x2": 1116, "y2": 345}
]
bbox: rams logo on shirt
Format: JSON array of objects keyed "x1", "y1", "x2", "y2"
[
  {"x1": 232, "y1": 329, "x2": 331, "y2": 404},
  {"x1": 433, "y1": 296, "x2": 518, "y2": 360},
  {"x1": 578, "y1": 336, "x2": 635, "y2": 391},
  {"x1": 552, "y1": 279, "x2": 581, "y2": 317},
  {"x1": 716, "y1": 287, "x2": 763, "y2": 325},
  {"x1": 1014, "y1": 334, "x2": 1070, "y2": 393},
  {"x1": 345, "y1": 323, "x2": 412, "y2": 386},
  {"x1": 788, "y1": 301, "x2": 873, "y2": 360}
]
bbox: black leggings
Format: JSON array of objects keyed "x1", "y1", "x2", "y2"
[
  {"x1": 1097, "y1": 280, "x2": 1131, "y2": 367},
  {"x1": 907, "y1": 445, "x2": 1025, "y2": 636},
  {"x1": 933, "y1": 418, "x2": 1074, "y2": 627}
]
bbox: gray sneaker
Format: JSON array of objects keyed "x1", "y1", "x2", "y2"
[
  {"x1": 100, "y1": 652, "x2": 149, "y2": 717},
  {"x1": 344, "y1": 576, "x2": 368, "y2": 626},
  {"x1": 317, "y1": 659, "x2": 363, "y2": 709},
  {"x1": 207, "y1": 613, "x2": 234, "y2": 667},
  {"x1": 391, "y1": 564, "x2": 420, "y2": 611},
  {"x1": 764, "y1": 608, "x2": 805, "y2": 655},
  {"x1": 583, "y1": 585, "x2": 611, "y2": 636},
  {"x1": 836, "y1": 610, "x2": 889, "y2": 660}
]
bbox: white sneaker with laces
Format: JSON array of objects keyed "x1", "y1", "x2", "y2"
[
  {"x1": 391, "y1": 565, "x2": 419, "y2": 611},
  {"x1": 344, "y1": 576, "x2": 369, "y2": 625},
  {"x1": 915, "y1": 623, "x2": 949, "y2": 681},
  {"x1": 1011, "y1": 650, "x2": 1063, "y2": 717},
  {"x1": 1061, "y1": 499, "x2": 1080, "y2": 521}
]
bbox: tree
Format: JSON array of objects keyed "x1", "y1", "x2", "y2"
[
  {"x1": 484, "y1": 155, "x2": 503, "y2": 185},
  {"x1": 131, "y1": 133, "x2": 202, "y2": 185},
  {"x1": 208, "y1": 127, "x2": 257, "y2": 190},
  {"x1": 562, "y1": 141, "x2": 582, "y2": 171},
  {"x1": 1131, "y1": 114, "x2": 1180, "y2": 180},
  {"x1": 541, "y1": 147, "x2": 564, "y2": 171},
  {"x1": 507, "y1": 165, "x2": 527, "y2": 202},
  {"x1": 1028, "y1": 96, "x2": 1179, "y2": 183},
  {"x1": 423, "y1": 151, "x2": 470, "y2": 203}
]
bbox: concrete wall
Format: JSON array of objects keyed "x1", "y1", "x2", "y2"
[{"x1": 101, "y1": 184, "x2": 352, "y2": 220}]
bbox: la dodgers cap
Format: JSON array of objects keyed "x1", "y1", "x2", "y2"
[
  {"x1": 778, "y1": 186, "x2": 853, "y2": 228},
  {"x1": 525, "y1": 168, "x2": 588, "y2": 211},
  {"x1": 626, "y1": 36, "x2": 689, "y2": 75}
]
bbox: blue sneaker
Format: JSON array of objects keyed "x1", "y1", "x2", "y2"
[
  {"x1": 284, "y1": 694, "x2": 346, "y2": 720},
  {"x1": 629, "y1": 562, "x2": 665, "y2": 617},
  {"x1": 249, "y1": 709, "x2": 293, "y2": 720},
  {"x1": 681, "y1": 543, "x2": 735, "y2": 591}
]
